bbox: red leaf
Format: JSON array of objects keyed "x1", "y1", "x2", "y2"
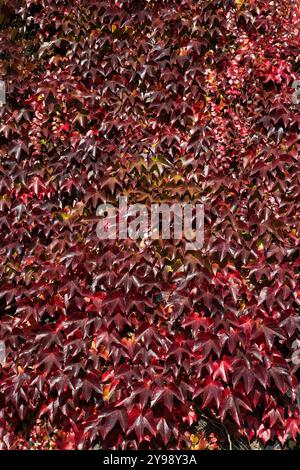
[
  {"x1": 127, "y1": 407, "x2": 156, "y2": 443},
  {"x1": 220, "y1": 389, "x2": 252, "y2": 427},
  {"x1": 157, "y1": 418, "x2": 172, "y2": 446}
]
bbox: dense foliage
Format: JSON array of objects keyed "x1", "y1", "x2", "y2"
[{"x1": 0, "y1": 0, "x2": 300, "y2": 450}]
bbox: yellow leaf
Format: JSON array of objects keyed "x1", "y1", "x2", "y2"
[
  {"x1": 257, "y1": 240, "x2": 264, "y2": 251},
  {"x1": 103, "y1": 384, "x2": 111, "y2": 402}
]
